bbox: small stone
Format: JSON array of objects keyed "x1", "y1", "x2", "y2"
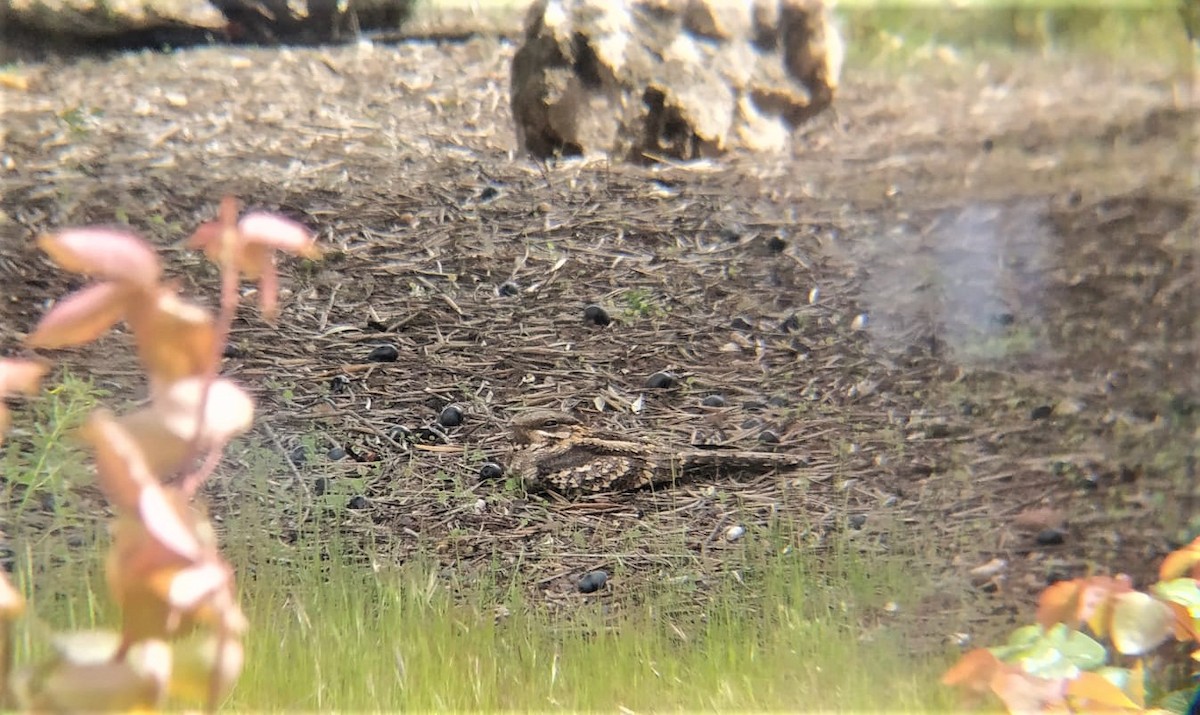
[
  {"x1": 498, "y1": 281, "x2": 520, "y2": 297},
  {"x1": 412, "y1": 426, "x2": 448, "y2": 445},
  {"x1": 313, "y1": 477, "x2": 328, "y2": 497},
  {"x1": 578, "y1": 570, "x2": 609, "y2": 594},
  {"x1": 1030, "y1": 405, "x2": 1053, "y2": 420},
  {"x1": 646, "y1": 371, "x2": 679, "y2": 389},
  {"x1": 347, "y1": 495, "x2": 369, "y2": 510},
  {"x1": 438, "y1": 405, "x2": 465, "y2": 427},
  {"x1": 741, "y1": 417, "x2": 762, "y2": 430},
  {"x1": 583, "y1": 304, "x2": 611, "y2": 326},
  {"x1": 222, "y1": 344, "x2": 242, "y2": 358},
  {"x1": 327, "y1": 446, "x2": 347, "y2": 461},
  {"x1": 1035, "y1": 528, "x2": 1066, "y2": 546},
  {"x1": 730, "y1": 316, "x2": 754, "y2": 331},
  {"x1": 758, "y1": 429, "x2": 781, "y2": 445},
  {"x1": 848, "y1": 514, "x2": 867, "y2": 530},
  {"x1": 367, "y1": 344, "x2": 399, "y2": 362},
  {"x1": 479, "y1": 186, "x2": 501, "y2": 202},
  {"x1": 766, "y1": 235, "x2": 787, "y2": 253},
  {"x1": 479, "y1": 462, "x2": 504, "y2": 480},
  {"x1": 767, "y1": 396, "x2": 789, "y2": 408},
  {"x1": 329, "y1": 374, "x2": 351, "y2": 393},
  {"x1": 724, "y1": 525, "x2": 746, "y2": 542},
  {"x1": 287, "y1": 447, "x2": 307, "y2": 467},
  {"x1": 701, "y1": 394, "x2": 727, "y2": 408}
]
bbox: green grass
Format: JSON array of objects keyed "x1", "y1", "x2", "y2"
[
  {"x1": 3, "y1": 388, "x2": 952, "y2": 710},
  {"x1": 7, "y1": 518, "x2": 952, "y2": 711},
  {"x1": 229, "y1": 526, "x2": 949, "y2": 710}
]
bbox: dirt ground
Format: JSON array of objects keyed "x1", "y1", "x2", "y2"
[{"x1": 1, "y1": 34, "x2": 1197, "y2": 652}]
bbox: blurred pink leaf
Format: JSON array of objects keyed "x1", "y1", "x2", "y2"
[
  {"x1": 39, "y1": 228, "x2": 161, "y2": 288},
  {"x1": 126, "y1": 285, "x2": 218, "y2": 384},
  {"x1": 188, "y1": 196, "x2": 319, "y2": 320},
  {"x1": 0, "y1": 358, "x2": 48, "y2": 443},
  {"x1": 25, "y1": 281, "x2": 129, "y2": 349}
]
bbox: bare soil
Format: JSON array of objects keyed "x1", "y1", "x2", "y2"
[{"x1": 1, "y1": 36, "x2": 1196, "y2": 653}]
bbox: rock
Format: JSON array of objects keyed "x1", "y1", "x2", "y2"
[
  {"x1": 438, "y1": 405, "x2": 465, "y2": 427},
  {"x1": 646, "y1": 371, "x2": 679, "y2": 389},
  {"x1": 510, "y1": 0, "x2": 843, "y2": 161},
  {"x1": 583, "y1": 304, "x2": 612, "y2": 326},
  {"x1": 1035, "y1": 528, "x2": 1066, "y2": 546},
  {"x1": 701, "y1": 394, "x2": 727, "y2": 407},
  {"x1": 287, "y1": 446, "x2": 307, "y2": 467},
  {"x1": 578, "y1": 570, "x2": 609, "y2": 593},
  {"x1": 0, "y1": 0, "x2": 416, "y2": 58},
  {"x1": 479, "y1": 462, "x2": 504, "y2": 480},
  {"x1": 367, "y1": 343, "x2": 399, "y2": 362}
]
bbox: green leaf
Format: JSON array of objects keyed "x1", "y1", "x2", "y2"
[
  {"x1": 991, "y1": 623, "x2": 1106, "y2": 679},
  {"x1": 1152, "y1": 577, "x2": 1200, "y2": 611}
]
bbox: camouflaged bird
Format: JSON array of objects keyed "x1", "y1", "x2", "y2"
[{"x1": 508, "y1": 410, "x2": 805, "y2": 498}]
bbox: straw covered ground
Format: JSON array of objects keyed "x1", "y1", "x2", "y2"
[{"x1": 1, "y1": 33, "x2": 1196, "y2": 646}]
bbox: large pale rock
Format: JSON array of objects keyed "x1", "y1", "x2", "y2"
[
  {"x1": 0, "y1": 0, "x2": 414, "y2": 54},
  {"x1": 510, "y1": 0, "x2": 843, "y2": 161}
]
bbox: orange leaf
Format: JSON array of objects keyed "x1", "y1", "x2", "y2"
[
  {"x1": 1160, "y1": 536, "x2": 1200, "y2": 580},
  {"x1": 990, "y1": 668, "x2": 1068, "y2": 714},
  {"x1": 1038, "y1": 579, "x2": 1085, "y2": 629},
  {"x1": 108, "y1": 517, "x2": 202, "y2": 640},
  {"x1": 125, "y1": 285, "x2": 217, "y2": 383},
  {"x1": 1065, "y1": 671, "x2": 1140, "y2": 709},
  {"x1": 25, "y1": 281, "x2": 130, "y2": 348},
  {"x1": 82, "y1": 409, "x2": 163, "y2": 514},
  {"x1": 38, "y1": 229, "x2": 161, "y2": 288},
  {"x1": 1165, "y1": 600, "x2": 1199, "y2": 642},
  {"x1": 1081, "y1": 575, "x2": 1133, "y2": 639},
  {"x1": 942, "y1": 648, "x2": 1001, "y2": 693}
]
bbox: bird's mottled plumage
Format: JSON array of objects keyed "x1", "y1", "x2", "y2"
[{"x1": 507, "y1": 410, "x2": 804, "y2": 498}]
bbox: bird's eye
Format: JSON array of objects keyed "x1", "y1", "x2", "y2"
[{"x1": 542, "y1": 419, "x2": 559, "y2": 428}]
